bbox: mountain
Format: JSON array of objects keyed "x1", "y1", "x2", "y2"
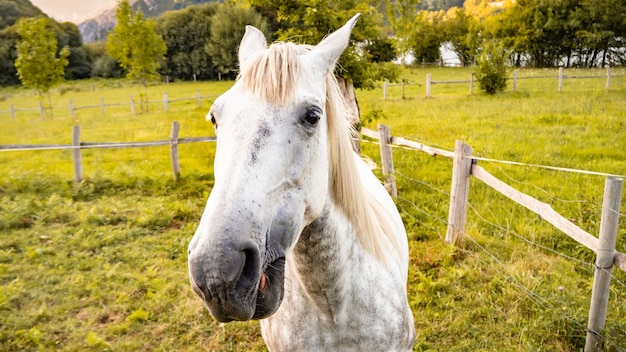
[
  {"x1": 0, "y1": 0, "x2": 47, "y2": 30},
  {"x1": 77, "y1": 0, "x2": 218, "y2": 43}
]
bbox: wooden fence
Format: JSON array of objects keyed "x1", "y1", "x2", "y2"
[
  {"x1": 0, "y1": 90, "x2": 215, "y2": 119},
  {"x1": 1, "y1": 119, "x2": 624, "y2": 350},
  {"x1": 362, "y1": 125, "x2": 624, "y2": 352},
  {"x1": 0, "y1": 121, "x2": 215, "y2": 182},
  {"x1": 383, "y1": 66, "x2": 624, "y2": 99}
]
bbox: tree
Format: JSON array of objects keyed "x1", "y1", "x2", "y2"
[
  {"x1": 444, "y1": 7, "x2": 482, "y2": 66},
  {"x1": 87, "y1": 41, "x2": 123, "y2": 78},
  {"x1": 15, "y1": 17, "x2": 69, "y2": 116},
  {"x1": 573, "y1": 0, "x2": 626, "y2": 67},
  {"x1": 205, "y1": 3, "x2": 269, "y2": 79},
  {"x1": 408, "y1": 10, "x2": 446, "y2": 64},
  {"x1": 106, "y1": 0, "x2": 167, "y2": 86},
  {"x1": 248, "y1": 0, "x2": 399, "y2": 90},
  {"x1": 156, "y1": 4, "x2": 219, "y2": 80},
  {"x1": 386, "y1": 0, "x2": 421, "y2": 62},
  {"x1": 0, "y1": 0, "x2": 45, "y2": 30},
  {"x1": 0, "y1": 26, "x2": 20, "y2": 85},
  {"x1": 488, "y1": 0, "x2": 534, "y2": 67}
]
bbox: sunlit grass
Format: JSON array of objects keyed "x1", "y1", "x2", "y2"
[{"x1": 1, "y1": 67, "x2": 625, "y2": 351}]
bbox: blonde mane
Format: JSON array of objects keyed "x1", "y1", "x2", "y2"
[{"x1": 239, "y1": 42, "x2": 399, "y2": 261}]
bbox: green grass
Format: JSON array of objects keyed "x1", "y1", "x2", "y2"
[{"x1": 1, "y1": 68, "x2": 625, "y2": 351}]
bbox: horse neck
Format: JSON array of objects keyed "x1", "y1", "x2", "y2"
[{"x1": 288, "y1": 199, "x2": 375, "y2": 318}]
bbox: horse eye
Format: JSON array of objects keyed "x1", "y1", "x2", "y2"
[
  {"x1": 209, "y1": 112, "x2": 217, "y2": 128},
  {"x1": 304, "y1": 109, "x2": 321, "y2": 126}
]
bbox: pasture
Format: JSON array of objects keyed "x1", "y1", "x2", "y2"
[{"x1": 1, "y1": 67, "x2": 625, "y2": 351}]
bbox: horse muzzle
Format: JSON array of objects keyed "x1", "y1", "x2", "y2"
[{"x1": 188, "y1": 240, "x2": 285, "y2": 322}]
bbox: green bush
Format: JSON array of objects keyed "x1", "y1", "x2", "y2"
[{"x1": 474, "y1": 41, "x2": 509, "y2": 94}]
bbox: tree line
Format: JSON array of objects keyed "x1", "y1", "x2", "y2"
[
  {"x1": 1, "y1": 0, "x2": 624, "y2": 89},
  {"x1": 409, "y1": 0, "x2": 626, "y2": 68}
]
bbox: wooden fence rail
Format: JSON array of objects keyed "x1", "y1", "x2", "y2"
[
  {"x1": 0, "y1": 121, "x2": 215, "y2": 181},
  {"x1": 0, "y1": 90, "x2": 218, "y2": 119},
  {"x1": 362, "y1": 125, "x2": 625, "y2": 352}
]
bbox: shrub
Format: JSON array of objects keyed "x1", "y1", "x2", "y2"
[{"x1": 474, "y1": 41, "x2": 509, "y2": 95}]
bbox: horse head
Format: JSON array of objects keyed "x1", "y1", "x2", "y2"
[{"x1": 187, "y1": 15, "x2": 360, "y2": 322}]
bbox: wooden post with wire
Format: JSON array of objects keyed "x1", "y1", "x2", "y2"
[
  {"x1": 445, "y1": 140, "x2": 473, "y2": 246},
  {"x1": 585, "y1": 176, "x2": 623, "y2": 352},
  {"x1": 378, "y1": 124, "x2": 397, "y2": 198},
  {"x1": 383, "y1": 80, "x2": 388, "y2": 100},
  {"x1": 72, "y1": 126, "x2": 83, "y2": 183},
  {"x1": 169, "y1": 121, "x2": 181, "y2": 181}
]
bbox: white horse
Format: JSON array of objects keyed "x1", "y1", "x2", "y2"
[{"x1": 188, "y1": 14, "x2": 415, "y2": 351}]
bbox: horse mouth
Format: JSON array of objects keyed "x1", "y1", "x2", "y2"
[
  {"x1": 253, "y1": 256, "x2": 286, "y2": 320},
  {"x1": 189, "y1": 252, "x2": 286, "y2": 323}
]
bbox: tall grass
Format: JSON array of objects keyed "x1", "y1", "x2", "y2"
[{"x1": 1, "y1": 68, "x2": 625, "y2": 351}]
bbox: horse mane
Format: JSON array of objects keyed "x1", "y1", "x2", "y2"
[{"x1": 238, "y1": 42, "x2": 400, "y2": 262}]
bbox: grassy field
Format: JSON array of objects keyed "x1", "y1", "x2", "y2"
[{"x1": 1, "y1": 67, "x2": 625, "y2": 351}]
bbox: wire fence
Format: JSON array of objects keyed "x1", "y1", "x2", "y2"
[
  {"x1": 362, "y1": 126, "x2": 625, "y2": 351},
  {"x1": 382, "y1": 66, "x2": 626, "y2": 99},
  {"x1": 1, "y1": 108, "x2": 625, "y2": 348},
  {"x1": 0, "y1": 89, "x2": 220, "y2": 119}
]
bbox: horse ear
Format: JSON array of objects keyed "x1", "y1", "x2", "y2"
[
  {"x1": 303, "y1": 13, "x2": 360, "y2": 76},
  {"x1": 239, "y1": 25, "x2": 268, "y2": 70}
]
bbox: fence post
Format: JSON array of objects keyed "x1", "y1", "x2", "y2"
[
  {"x1": 70, "y1": 99, "x2": 74, "y2": 118},
  {"x1": 169, "y1": 121, "x2": 181, "y2": 181},
  {"x1": 558, "y1": 67, "x2": 564, "y2": 92},
  {"x1": 10, "y1": 103, "x2": 15, "y2": 119},
  {"x1": 197, "y1": 89, "x2": 202, "y2": 108},
  {"x1": 39, "y1": 101, "x2": 44, "y2": 119},
  {"x1": 383, "y1": 80, "x2": 388, "y2": 100},
  {"x1": 378, "y1": 124, "x2": 397, "y2": 198},
  {"x1": 164, "y1": 92, "x2": 168, "y2": 112},
  {"x1": 130, "y1": 95, "x2": 135, "y2": 115},
  {"x1": 605, "y1": 66, "x2": 611, "y2": 89},
  {"x1": 513, "y1": 69, "x2": 518, "y2": 92},
  {"x1": 100, "y1": 97, "x2": 105, "y2": 116},
  {"x1": 445, "y1": 140, "x2": 473, "y2": 246},
  {"x1": 72, "y1": 126, "x2": 83, "y2": 182},
  {"x1": 585, "y1": 177, "x2": 623, "y2": 352},
  {"x1": 426, "y1": 74, "x2": 432, "y2": 98},
  {"x1": 469, "y1": 72, "x2": 474, "y2": 94}
]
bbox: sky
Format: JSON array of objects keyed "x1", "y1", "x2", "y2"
[{"x1": 30, "y1": 0, "x2": 117, "y2": 23}]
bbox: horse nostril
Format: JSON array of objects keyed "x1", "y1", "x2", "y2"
[
  {"x1": 188, "y1": 241, "x2": 261, "y2": 293},
  {"x1": 236, "y1": 246, "x2": 261, "y2": 291}
]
